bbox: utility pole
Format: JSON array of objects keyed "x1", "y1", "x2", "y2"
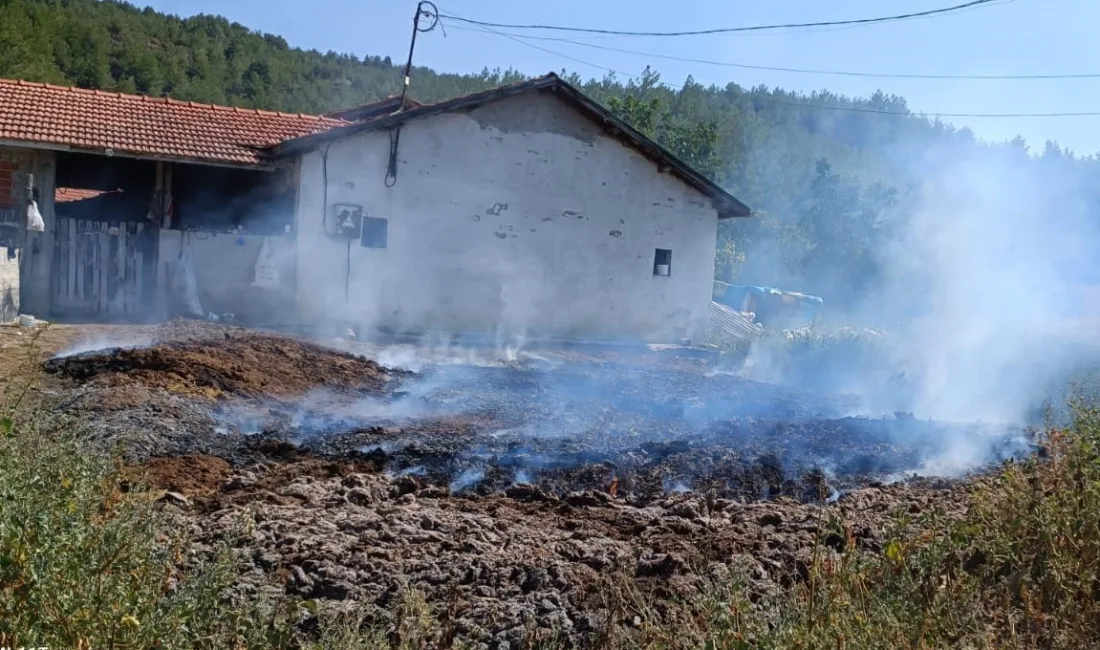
[
  {"x1": 388, "y1": 1, "x2": 440, "y2": 187},
  {"x1": 399, "y1": 1, "x2": 440, "y2": 109}
]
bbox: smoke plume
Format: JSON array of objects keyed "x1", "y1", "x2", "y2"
[{"x1": 731, "y1": 134, "x2": 1100, "y2": 430}]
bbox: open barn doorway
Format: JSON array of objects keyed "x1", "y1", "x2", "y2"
[{"x1": 50, "y1": 152, "x2": 162, "y2": 321}]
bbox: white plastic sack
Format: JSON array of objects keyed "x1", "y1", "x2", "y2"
[
  {"x1": 251, "y1": 236, "x2": 280, "y2": 289},
  {"x1": 26, "y1": 200, "x2": 44, "y2": 232},
  {"x1": 170, "y1": 244, "x2": 204, "y2": 318}
]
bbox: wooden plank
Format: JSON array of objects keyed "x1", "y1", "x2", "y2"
[
  {"x1": 76, "y1": 222, "x2": 85, "y2": 307},
  {"x1": 48, "y1": 220, "x2": 57, "y2": 311},
  {"x1": 88, "y1": 223, "x2": 95, "y2": 312},
  {"x1": 162, "y1": 165, "x2": 173, "y2": 229},
  {"x1": 101, "y1": 223, "x2": 109, "y2": 315},
  {"x1": 112, "y1": 224, "x2": 121, "y2": 315},
  {"x1": 55, "y1": 219, "x2": 62, "y2": 305},
  {"x1": 97, "y1": 224, "x2": 105, "y2": 313},
  {"x1": 101, "y1": 222, "x2": 111, "y2": 316},
  {"x1": 97, "y1": 223, "x2": 105, "y2": 315},
  {"x1": 57, "y1": 219, "x2": 66, "y2": 305},
  {"x1": 72, "y1": 221, "x2": 79, "y2": 306},
  {"x1": 135, "y1": 250, "x2": 144, "y2": 315},
  {"x1": 93, "y1": 223, "x2": 103, "y2": 315},
  {"x1": 129, "y1": 223, "x2": 136, "y2": 314},
  {"x1": 83, "y1": 223, "x2": 91, "y2": 311},
  {"x1": 132, "y1": 223, "x2": 143, "y2": 314},
  {"x1": 84, "y1": 223, "x2": 90, "y2": 310},
  {"x1": 118, "y1": 223, "x2": 128, "y2": 314},
  {"x1": 67, "y1": 219, "x2": 76, "y2": 303},
  {"x1": 77, "y1": 222, "x2": 85, "y2": 309},
  {"x1": 75, "y1": 221, "x2": 83, "y2": 308},
  {"x1": 90, "y1": 225, "x2": 98, "y2": 315},
  {"x1": 135, "y1": 223, "x2": 147, "y2": 313},
  {"x1": 86, "y1": 225, "x2": 96, "y2": 311},
  {"x1": 64, "y1": 219, "x2": 71, "y2": 305},
  {"x1": 102, "y1": 222, "x2": 113, "y2": 316},
  {"x1": 84, "y1": 222, "x2": 94, "y2": 311}
]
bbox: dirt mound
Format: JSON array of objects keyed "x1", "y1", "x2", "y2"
[
  {"x1": 178, "y1": 458, "x2": 970, "y2": 646},
  {"x1": 44, "y1": 332, "x2": 395, "y2": 399},
  {"x1": 131, "y1": 445, "x2": 387, "y2": 506},
  {"x1": 127, "y1": 454, "x2": 233, "y2": 498}
]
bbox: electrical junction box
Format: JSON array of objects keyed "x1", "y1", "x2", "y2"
[{"x1": 331, "y1": 203, "x2": 363, "y2": 240}]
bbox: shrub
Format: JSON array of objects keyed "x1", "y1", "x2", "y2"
[{"x1": 0, "y1": 409, "x2": 305, "y2": 648}]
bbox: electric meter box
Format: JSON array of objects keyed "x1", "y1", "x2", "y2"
[{"x1": 331, "y1": 203, "x2": 363, "y2": 240}]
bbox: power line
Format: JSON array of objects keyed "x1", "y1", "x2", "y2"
[
  {"x1": 438, "y1": 0, "x2": 1007, "y2": 38},
  {"x1": 447, "y1": 24, "x2": 1100, "y2": 81},
  {"x1": 454, "y1": 23, "x2": 1100, "y2": 119}
]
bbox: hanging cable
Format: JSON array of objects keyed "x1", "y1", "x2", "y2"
[
  {"x1": 321, "y1": 142, "x2": 332, "y2": 234},
  {"x1": 319, "y1": 141, "x2": 355, "y2": 300},
  {"x1": 387, "y1": 1, "x2": 442, "y2": 187},
  {"x1": 455, "y1": 22, "x2": 1100, "y2": 119},
  {"x1": 345, "y1": 238, "x2": 352, "y2": 301},
  {"x1": 438, "y1": 0, "x2": 1007, "y2": 37},
  {"x1": 446, "y1": 23, "x2": 1100, "y2": 81},
  {"x1": 385, "y1": 128, "x2": 401, "y2": 188},
  {"x1": 400, "y1": 1, "x2": 441, "y2": 107}
]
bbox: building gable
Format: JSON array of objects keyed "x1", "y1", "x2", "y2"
[{"x1": 276, "y1": 74, "x2": 751, "y2": 219}]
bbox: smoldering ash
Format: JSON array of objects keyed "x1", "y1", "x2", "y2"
[{"x1": 207, "y1": 350, "x2": 1031, "y2": 497}]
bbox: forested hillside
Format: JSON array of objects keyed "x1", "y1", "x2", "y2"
[{"x1": 2, "y1": 0, "x2": 1098, "y2": 322}]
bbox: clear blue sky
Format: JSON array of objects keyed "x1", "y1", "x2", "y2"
[{"x1": 140, "y1": 0, "x2": 1100, "y2": 154}]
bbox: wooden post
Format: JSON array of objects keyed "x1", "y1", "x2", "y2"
[
  {"x1": 154, "y1": 161, "x2": 166, "y2": 228},
  {"x1": 151, "y1": 161, "x2": 169, "y2": 317}
]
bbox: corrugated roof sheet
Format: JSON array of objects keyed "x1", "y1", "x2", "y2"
[
  {"x1": 710, "y1": 301, "x2": 765, "y2": 339},
  {"x1": 0, "y1": 78, "x2": 349, "y2": 167},
  {"x1": 326, "y1": 95, "x2": 423, "y2": 122}
]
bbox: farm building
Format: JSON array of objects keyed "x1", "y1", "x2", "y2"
[{"x1": 0, "y1": 73, "x2": 750, "y2": 343}]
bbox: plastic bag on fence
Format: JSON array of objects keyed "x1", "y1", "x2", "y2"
[
  {"x1": 170, "y1": 244, "x2": 204, "y2": 318},
  {"x1": 251, "y1": 236, "x2": 280, "y2": 289},
  {"x1": 26, "y1": 200, "x2": 44, "y2": 232}
]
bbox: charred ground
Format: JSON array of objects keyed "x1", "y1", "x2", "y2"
[{"x1": 25, "y1": 321, "x2": 1031, "y2": 645}]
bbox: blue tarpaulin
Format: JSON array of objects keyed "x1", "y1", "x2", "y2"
[{"x1": 713, "y1": 281, "x2": 823, "y2": 328}]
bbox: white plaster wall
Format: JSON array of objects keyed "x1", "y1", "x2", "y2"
[
  {"x1": 0, "y1": 247, "x2": 17, "y2": 321},
  {"x1": 295, "y1": 93, "x2": 720, "y2": 343},
  {"x1": 158, "y1": 230, "x2": 297, "y2": 324},
  {"x1": 0, "y1": 149, "x2": 25, "y2": 320}
]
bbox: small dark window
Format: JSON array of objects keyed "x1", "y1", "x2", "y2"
[
  {"x1": 653, "y1": 249, "x2": 671, "y2": 276},
  {"x1": 361, "y1": 216, "x2": 388, "y2": 248}
]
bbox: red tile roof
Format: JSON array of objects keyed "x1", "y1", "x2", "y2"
[
  {"x1": 0, "y1": 78, "x2": 349, "y2": 167},
  {"x1": 55, "y1": 187, "x2": 120, "y2": 203}
]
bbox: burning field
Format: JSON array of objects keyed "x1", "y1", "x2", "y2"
[{"x1": 22, "y1": 321, "x2": 1034, "y2": 644}]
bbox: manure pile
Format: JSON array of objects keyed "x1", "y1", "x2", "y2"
[{"x1": 41, "y1": 323, "x2": 1030, "y2": 646}]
